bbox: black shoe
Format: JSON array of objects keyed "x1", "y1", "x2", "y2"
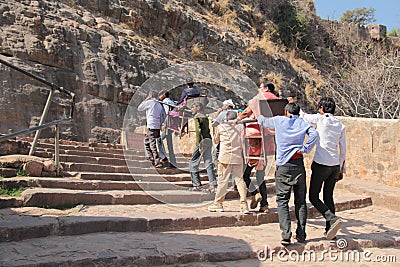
[
  {"x1": 294, "y1": 236, "x2": 306, "y2": 243},
  {"x1": 281, "y1": 238, "x2": 291, "y2": 246},
  {"x1": 168, "y1": 163, "x2": 177, "y2": 169}
]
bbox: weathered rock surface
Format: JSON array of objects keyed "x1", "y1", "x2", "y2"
[
  {"x1": 0, "y1": 0, "x2": 321, "y2": 141},
  {"x1": 0, "y1": 154, "x2": 58, "y2": 177}
]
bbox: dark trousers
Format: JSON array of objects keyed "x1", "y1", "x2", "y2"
[
  {"x1": 309, "y1": 161, "x2": 340, "y2": 232},
  {"x1": 144, "y1": 128, "x2": 160, "y2": 163},
  {"x1": 275, "y1": 158, "x2": 307, "y2": 240},
  {"x1": 243, "y1": 164, "x2": 268, "y2": 207}
]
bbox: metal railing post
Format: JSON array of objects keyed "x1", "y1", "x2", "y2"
[
  {"x1": 55, "y1": 123, "x2": 60, "y2": 176},
  {"x1": 29, "y1": 89, "x2": 54, "y2": 155}
]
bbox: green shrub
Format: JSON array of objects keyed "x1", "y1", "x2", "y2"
[
  {"x1": 0, "y1": 185, "x2": 24, "y2": 197},
  {"x1": 271, "y1": 0, "x2": 314, "y2": 52},
  {"x1": 16, "y1": 169, "x2": 30, "y2": 177}
]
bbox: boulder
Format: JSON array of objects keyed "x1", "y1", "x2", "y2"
[{"x1": 23, "y1": 161, "x2": 43, "y2": 177}]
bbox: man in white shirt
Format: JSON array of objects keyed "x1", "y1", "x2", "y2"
[
  {"x1": 299, "y1": 97, "x2": 346, "y2": 240},
  {"x1": 138, "y1": 91, "x2": 166, "y2": 168}
]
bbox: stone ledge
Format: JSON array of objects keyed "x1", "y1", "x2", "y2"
[
  {"x1": 336, "y1": 177, "x2": 400, "y2": 211},
  {"x1": 0, "y1": 196, "x2": 371, "y2": 242},
  {"x1": 0, "y1": 211, "x2": 399, "y2": 267},
  {"x1": 0, "y1": 197, "x2": 23, "y2": 209}
]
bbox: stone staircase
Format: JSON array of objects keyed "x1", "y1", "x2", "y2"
[
  {"x1": 1, "y1": 139, "x2": 399, "y2": 266},
  {"x1": 2, "y1": 139, "x2": 254, "y2": 208}
]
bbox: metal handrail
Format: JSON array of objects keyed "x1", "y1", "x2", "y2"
[
  {"x1": 0, "y1": 55, "x2": 75, "y2": 154},
  {"x1": 0, "y1": 55, "x2": 76, "y2": 176},
  {"x1": 0, "y1": 118, "x2": 72, "y2": 142},
  {"x1": 0, "y1": 118, "x2": 72, "y2": 176},
  {"x1": 0, "y1": 56, "x2": 75, "y2": 99}
]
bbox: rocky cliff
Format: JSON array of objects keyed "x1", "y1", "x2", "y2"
[{"x1": 0, "y1": 0, "x2": 333, "y2": 141}]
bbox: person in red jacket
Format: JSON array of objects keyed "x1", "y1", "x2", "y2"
[{"x1": 238, "y1": 81, "x2": 279, "y2": 212}]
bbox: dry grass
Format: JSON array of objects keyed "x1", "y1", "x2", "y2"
[
  {"x1": 246, "y1": 35, "x2": 280, "y2": 57},
  {"x1": 241, "y1": 3, "x2": 252, "y2": 13},
  {"x1": 259, "y1": 72, "x2": 284, "y2": 91},
  {"x1": 304, "y1": 83, "x2": 319, "y2": 104},
  {"x1": 216, "y1": 10, "x2": 240, "y2": 33},
  {"x1": 218, "y1": 0, "x2": 231, "y2": 12},
  {"x1": 289, "y1": 51, "x2": 324, "y2": 87},
  {"x1": 190, "y1": 43, "x2": 207, "y2": 60}
]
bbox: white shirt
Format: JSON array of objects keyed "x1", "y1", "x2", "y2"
[
  {"x1": 162, "y1": 97, "x2": 175, "y2": 115},
  {"x1": 137, "y1": 98, "x2": 165, "y2": 129},
  {"x1": 300, "y1": 111, "x2": 346, "y2": 168}
]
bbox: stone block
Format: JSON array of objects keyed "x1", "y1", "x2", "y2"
[
  {"x1": 23, "y1": 161, "x2": 44, "y2": 177},
  {"x1": 257, "y1": 212, "x2": 278, "y2": 224},
  {"x1": 170, "y1": 217, "x2": 200, "y2": 230},
  {"x1": 43, "y1": 160, "x2": 56, "y2": 172},
  {"x1": 235, "y1": 213, "x2": 257, "y2": 226},
  {"x1": 149, "y1": 218, "x2": 174, "y2": 231},
  {"x1": 106, "y1": 218, "x2": 149, "y2": 232},
  {"x1": 0, "y1": 168, "x2": 17, "y2": 178}
]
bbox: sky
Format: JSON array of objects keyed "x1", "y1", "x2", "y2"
[{"x1": 313, "y1": 0, "x2": 400, "y2": 31}]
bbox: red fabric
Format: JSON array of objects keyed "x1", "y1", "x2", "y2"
[{"x1": 291, "y1": 153, "x2": 303, "y2": 160}]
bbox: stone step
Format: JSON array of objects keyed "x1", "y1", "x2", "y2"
[
  {"x1": 0, "y1": 168, "x2": 17, "y2": 178},
  {"x1": 2, "y1": 214, "x2": 398, "y2": 267},
  {"x1": 21, "y1": 138, "x2": 125, "y2": 150},
  {"x1": 35, "y1": 142, "x2": 127, "y2": 154},
  {"x1": 76, "y1": 171, "x2": 206, "y2": 182},
  {"x1": 0, "y1": 192, "x2": 372, "y2": 243},
  {"x1": 336, "y1": 177, "x2": 400, "y2": 211},
  {"x1": 0, "y1": 197, "x2": 23, "y2": 209},
  {"x1": 1, "y1": 176, "x2": 276, "y2": 197},
  {"x1": 37, "y1": 147, "x2": 192, "y2": 162},
  {"x1": 61, "y1": 162, "x2": 192, "y2": 174},
  {"x1": 75, "y1": 172, "x2": 275, "y2": 184},
  {"x1": 58, "y1": 154, "x2": 195, "y2": 169},
  {"x1": 20, "y1": 188, "x2": 246, "y2": 207},
  {"x1": 0, "y1": 177, "x2": 195, "y2": 191},
  {"x1": 35, "y1": 147, "x2": 140, "y2": 159},
  {"x1": 35, "y1": 148, "x2": 125, "y2": 159}
]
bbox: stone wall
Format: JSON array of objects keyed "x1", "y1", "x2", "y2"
[
  {"x1": 302, "y1": 117, "x2": 400, "y2": 188},
  {"x1": 175, "y1": 116, "x2": 400, "y2": 188},
  {"x1": 338, "y1": 117, "x2": 399, "y2": 187}
]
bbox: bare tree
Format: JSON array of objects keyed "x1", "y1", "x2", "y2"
[{"x1": 321, "y1": 44, "x2": 400, "y2": 119}]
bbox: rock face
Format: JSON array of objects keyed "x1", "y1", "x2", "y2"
[{"x1": 0, "y1": 0, "x2": 321, "y2": 141}]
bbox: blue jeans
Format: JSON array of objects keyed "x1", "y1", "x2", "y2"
[
  {"x1": 157, "y1": 128, "x2": 176, "y2": 166},
  {"x1": 190, "y1": 138, "x2": 217, "y2": 187},
  {"x1": 275, "y1": 158, "x2": 307, "y2": 240}
]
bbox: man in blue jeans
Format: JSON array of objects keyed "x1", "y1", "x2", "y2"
[
  {"x1": 189, "y1": 102, "x2": 217, "y2": 192},
  {"x1": 258, "y1": 103, "x2": 318, "y2": 245},
  {"x1": 157, "y1": 91, "x2": 177, "y2": 168}
]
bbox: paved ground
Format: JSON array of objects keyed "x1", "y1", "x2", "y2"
[
  {"x1": 0, "y1": 202, "x2": 399, "y2": 266},
  {"x1": 0, "y1": 190, "x2": 372, "y2": 242}
]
